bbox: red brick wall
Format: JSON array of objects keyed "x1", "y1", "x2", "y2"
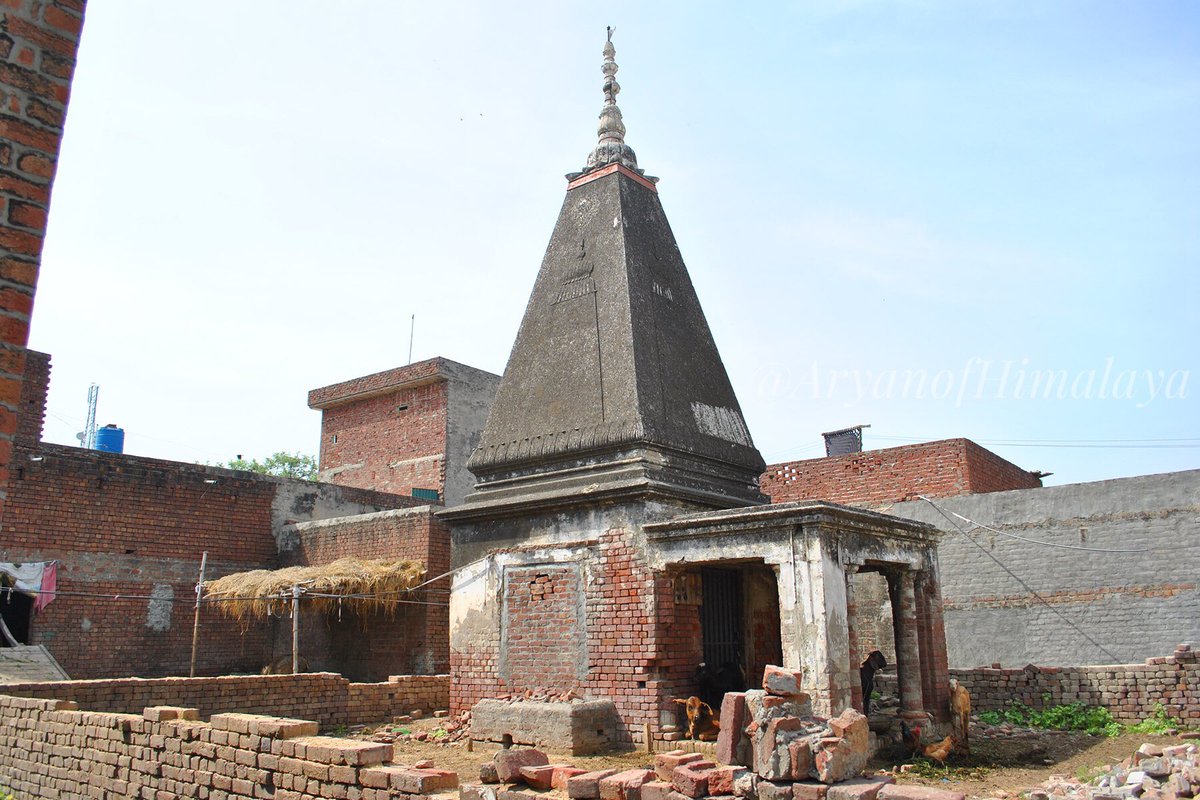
[
  {"x1": 316, "y1": 379, "x2": 448, "y2": 499},
  {"x1": 0, "y1": 672, "x2": 449, "y2": 727},
  {"x1": 503, "y1": 566, "x2": 584, "y2": 692},
  {"x1": 452, "y1": 530, "x2": 690, "y2": 748},
  {"x1": 13, "y1": 346, "x2": 46, "y2": 445},
  {"x1": 279, "y1": 508, "x2": 452, "y2": 678},
  {"x1": 761, "y1": 439, "x2": 1041, "y2": 507},
  {"x1": 0, "y1": 1, "x2": 86, "y2": 524},
  {"x1": 3, "y1": 443, "x2": 281, "y2": 677}
]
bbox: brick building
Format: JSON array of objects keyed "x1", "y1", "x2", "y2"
[
  {"x1": 309, "y1": 358, "x2": 499, "y2": 506},
  {"x1": 1, "y1": 351, "x2": 450, "y2": 681},
  {"x1": 762, "y1": 438, "x2": 1042, "y2": 507}
]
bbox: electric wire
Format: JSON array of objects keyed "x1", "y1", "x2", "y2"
[
  {"x1": 936, "y1": 508, "x2": 1149, "y2": 554},
  {"x1": 917, "y1": 495, "x2": 1122, "y2": 663}
]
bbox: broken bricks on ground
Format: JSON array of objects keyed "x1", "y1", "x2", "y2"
[{"x1": 460, "y1": 665, "x2": 962, "y2": 800}]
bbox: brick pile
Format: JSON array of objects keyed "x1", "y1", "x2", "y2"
[
  {"x1": 717, "y1": 666, "x2": 876, "y2": 788},
  {"x1": 2, "y1": 672, "x2": 450, "y2": 728},
  {"x1": 460, "y1": 667, "x2": 966, "y2": 800},
  {"x1": 0, "y1": 693, "x2": 460, "y2": 799},
  {"x1": 948, "y1": 645, "x2": 1200, "y2": 724},
  {"x1": 1023, "y1": 740, "x2": 1199, "y2": 800}
]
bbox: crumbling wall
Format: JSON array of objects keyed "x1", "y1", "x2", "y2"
[
  {"x1": 13, "y1": 348, "x2": 48, "y2": 445},
  {"x1": 762, "y1": 439, "x2": 1040, "y2": 506},
  {"x1": 885, "y1": 469, "x2": 1200, "y2": 667},
  {"x1": 0, "y1": 672, "x2": 448, "y2": 726}
]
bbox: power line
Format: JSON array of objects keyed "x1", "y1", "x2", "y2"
[
  {"x1": 917, "y1": 495, "x2": 1123, "y2": 663},
  {"x1": 934, "y1": 506, "x2": 1150, "y2": 554}
]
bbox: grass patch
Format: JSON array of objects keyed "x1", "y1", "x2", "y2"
[{"x1": 977, "y1": 700, "x2": 1120, "y2": 737}]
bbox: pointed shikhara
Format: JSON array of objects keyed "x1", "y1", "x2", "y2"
[{"x1": 453, "y1": 30, "x2": 766, "y2": 524}]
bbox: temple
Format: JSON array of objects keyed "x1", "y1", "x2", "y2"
[{"x1": 440, "y1": 31, "x2": 952, "y2": 750}]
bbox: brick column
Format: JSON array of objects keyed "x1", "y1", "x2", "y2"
[
  {"x1": 894, "y1": 569, "x2": 925, "y2": 720},
  {"x1": 0, "y1": 0, "x2": 87, "y2": 521},
  {"x1": 846, "y1": 570, "x2": 863, "y2": 713},
  {"x1": 917, "y1": 571, "x2": 951, "y2": 723}
]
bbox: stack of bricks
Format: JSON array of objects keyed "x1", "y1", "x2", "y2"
[
  {"x1": 0, "y1": 693, "x2": 459, "y2": 799},
  {"x1": 0, "y1": 0, "x2": 85, "y2": 529},
  {"x1": 948, "y1": 645, "x2": 1200, "y2": 724},
  {"x1": 346, "y1": 675, "x2": 452, "y2": 722},
  {"x1": 2, "y1": 672, "x2": 450, "y2": 728}
]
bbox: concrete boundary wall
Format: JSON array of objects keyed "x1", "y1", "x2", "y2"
[
  {"x1": 0, "y1": 672, "x2": 449, "y2": 728},
  {"x1": 884, "y1": 469, "x2": 1200, "y2": 667},
  {"x1": 0, "y1": 694, "x2": 460, "y2": 800}
]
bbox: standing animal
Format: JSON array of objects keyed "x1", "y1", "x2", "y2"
[
  {"x1": 672, "y1": 696, "x2": 721, "y2": 741},
  {"x1": 860, "y1": 650, "x2": 887, "y2": 715},
  {"x1": 949, "y1": 678, "x2": 971, "y2": 753},
  {"x1": 919, "y1": 735, "x2": 954, "y2": 766}
]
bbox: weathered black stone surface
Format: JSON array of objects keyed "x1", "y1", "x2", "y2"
[{"x1": 453, "y1": 169, "x2": 765, "y2": 514}]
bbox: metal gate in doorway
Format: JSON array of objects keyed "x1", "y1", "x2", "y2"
[{"x1": 699, "y1": 567, "x2": 742, "y2": 670}]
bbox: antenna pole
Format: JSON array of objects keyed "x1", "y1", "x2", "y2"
[
  {"x1": 83, "y1": 384, "x2": 99, "y2": 450},
  {"x1": 408, "y1": 314, "x2": 415, "y2": 364}
]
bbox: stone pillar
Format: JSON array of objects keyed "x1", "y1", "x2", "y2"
[
  {"x1": 917, "y1": 570, "x2": 952, "y2": 723},
  {"x1": 894, "y1": 570, "x2": 925, "y2": 720},
  {"x1": 846, "y1": 571, "x2": 863, "y2": 713}
]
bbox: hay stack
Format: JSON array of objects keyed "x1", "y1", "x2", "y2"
[{"x1": 203, "y1": 557, "x2": 426, "y2": 621}]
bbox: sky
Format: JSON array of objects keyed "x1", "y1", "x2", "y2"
[{"x1": 29, "y1": 1, "x2": 1200, "y2": 486}]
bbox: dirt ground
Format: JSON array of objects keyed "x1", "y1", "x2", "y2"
[
  {"x1": 868, "y1": 727, "x2": 1183, "y2": 798},
  {"x1": 343, "y1": 717, "x2": 1187, "y2": 800}
]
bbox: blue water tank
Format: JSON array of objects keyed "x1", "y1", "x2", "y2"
[{"x1": 95, "y1": 424, "x2": 125, "y2": 454}]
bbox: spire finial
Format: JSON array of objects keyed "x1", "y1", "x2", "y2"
[{"x1": 583, "y1": 27, "x2": 641, "y2": 175}]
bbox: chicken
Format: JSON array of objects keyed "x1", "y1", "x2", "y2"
[
  {"x1": 920, "y1": 735, "x2": 954, "y2": 766},
  {"x1": 949, "y1": 679, "x2": 971, "y2": 753},
  {"x1": 672, "y1": 696, "x2": 721, "y2": 741}
]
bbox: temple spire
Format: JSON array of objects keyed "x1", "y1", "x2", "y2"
[{"x1": 584, "y1": 27, "x2": 641, "y2": 175}]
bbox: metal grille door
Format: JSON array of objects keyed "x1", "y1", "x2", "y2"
[{"x1": 700, "y1": 568, "x2": 743, "y2": 669}]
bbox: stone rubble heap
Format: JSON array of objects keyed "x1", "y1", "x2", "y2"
[
  {"x1": 716, "y1": 665, "x2": 880, "y2": 791},
  {"x1": 1023, "y1": 741, "x2": 1199, "y2": 800},
  {"x1": 460, "y1": 666, "x2": 964, "y2": 800}
]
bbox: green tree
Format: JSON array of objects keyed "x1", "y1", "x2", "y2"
[{"x1": 221, "y1": 451, "x2": 318, "y2": 481}]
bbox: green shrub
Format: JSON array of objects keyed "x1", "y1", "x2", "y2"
[
  {"x1": 978, "y1": 699, "x2": 1120, "y2": 736},
  {"x1": 1126, "y1": 703, "x2": 1182, "y2": 735}
]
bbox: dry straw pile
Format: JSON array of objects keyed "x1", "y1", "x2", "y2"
[{"x1": 203, "y1": 557, "x2": 426, "y2": 621}]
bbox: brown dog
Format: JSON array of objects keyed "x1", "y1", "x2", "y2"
[{"x1": 672, "y1": 696, "x2": 721, "y2": 741}]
